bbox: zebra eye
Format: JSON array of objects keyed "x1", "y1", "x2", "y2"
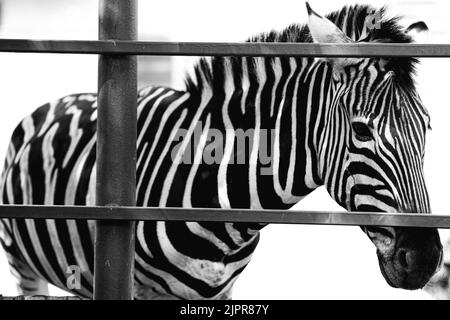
[{"x1": 352, "y1": 122, "x2": 373, "y2": 142}]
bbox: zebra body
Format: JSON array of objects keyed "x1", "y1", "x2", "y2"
[
  {"x1": 0, "y1": 4, "x2": 443, "y2": 299},
  {"x1": 0, "y1": 88, "x2": 262, "y2": 299}
]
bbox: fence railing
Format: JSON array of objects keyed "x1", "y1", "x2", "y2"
[
  {"x1": 0, "y1": 205, "x2": 448, "y2": 228},
  {"x1": 0, "y1": 0, "x2": 449, "y2": 300},
  {"x1": 1, "y1": 39, "x2": 450, "y2": 57}
]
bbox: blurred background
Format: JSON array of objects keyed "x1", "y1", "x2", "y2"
[{"x1": 0, "y1": 0, "x2": 449, "y2": 299}]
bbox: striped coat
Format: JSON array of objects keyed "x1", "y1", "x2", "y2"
[{"x1": 0, "y1": 4, "x2": 442, "y2": 298}]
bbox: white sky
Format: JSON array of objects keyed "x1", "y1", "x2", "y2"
[{"x1": 0, "y1": 0, "x2": 449, "y2": 299}]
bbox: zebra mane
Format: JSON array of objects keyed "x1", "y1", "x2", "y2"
[{"x1": 185, "y1": 4, "x2": 418, "y2": 93}]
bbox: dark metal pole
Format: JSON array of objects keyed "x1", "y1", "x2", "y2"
[{"x1": 94, "y1": 0, "x2": 137, "y2": 300}]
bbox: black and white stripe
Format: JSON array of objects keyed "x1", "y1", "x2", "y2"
[{"x1": 0, "y1": 4, "x2": 441, "y2": 298}]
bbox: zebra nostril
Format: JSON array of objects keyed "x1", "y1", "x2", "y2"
[{"x1": 398, "y1": 250, "x2": 409, "y2": 269}]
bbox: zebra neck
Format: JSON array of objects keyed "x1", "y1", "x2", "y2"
[{"x1": 192, "y1": 56, "x2": 333, "y2": 209}]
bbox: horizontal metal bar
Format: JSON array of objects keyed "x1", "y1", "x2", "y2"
[
  {"x1": 0, "y1": 205, "x2": 449, "y2": 228},
  {"x1": 1, "y1": 39, "x2": 450, "y2": 57},
  {"x1": 0, "y1": 295, "x2": 82, "y2": 300}
]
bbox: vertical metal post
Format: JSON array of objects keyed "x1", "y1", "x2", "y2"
[{"x1": 94, "y1": 0, "x2": 137, "y2": 300}]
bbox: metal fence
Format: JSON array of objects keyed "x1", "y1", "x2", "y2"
[{"x1": 1, "y1": 0, "x2": 450, "y2": 299}]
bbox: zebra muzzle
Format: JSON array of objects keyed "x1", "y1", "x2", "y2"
[{"x1": 375, "y1": 227, "x2": 442, "y2": 290}]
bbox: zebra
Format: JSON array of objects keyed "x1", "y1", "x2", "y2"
[{"x1": 0, "y1": 3, "x2": 443, "y2": 299}]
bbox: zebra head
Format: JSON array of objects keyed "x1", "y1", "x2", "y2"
[{"x1": 307, "y1": 3, "x2": 442, "y2": 290}]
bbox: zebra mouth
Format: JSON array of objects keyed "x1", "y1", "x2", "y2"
[{"x1": 377, "y1": 253, "x2": 398, "y2": 288}]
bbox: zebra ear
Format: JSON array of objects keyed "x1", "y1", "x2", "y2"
[
  {"x1": 306, "y1": 2, "x2": 360, "y2": 68},
  {"x1": 405, "y1": 21, "x2": 429, "y2": 43},
  {"x1": 306, "y1": 2, "x2": 352, "y2": 44}
]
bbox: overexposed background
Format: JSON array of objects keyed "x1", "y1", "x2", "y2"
[{"x1": 0, "y1": 0, "x2": 449, "y2": 299}]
